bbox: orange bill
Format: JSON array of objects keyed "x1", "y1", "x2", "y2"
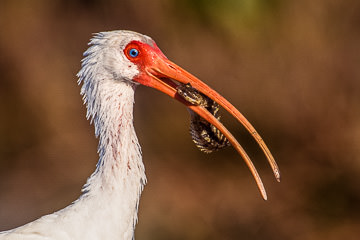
[{"x1": 128, "y1": 40, "x2": 280, "y2": 200}]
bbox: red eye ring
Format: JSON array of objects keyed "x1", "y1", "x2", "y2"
[{"x1": 124, "y1": 42, "x2": 141, "y2": 61}]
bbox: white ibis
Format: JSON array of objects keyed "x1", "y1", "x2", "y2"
[{"x1": 0, "y1": 30, "x2": 280, "y2": 240}]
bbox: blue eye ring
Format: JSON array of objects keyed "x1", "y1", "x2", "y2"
[{"x1": 129, "y1": 48, "x2": 139, "y2": 58}]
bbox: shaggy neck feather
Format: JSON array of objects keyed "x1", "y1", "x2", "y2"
[{"x1": 73, "y1": 43, "x2": 146, "y2": 239}]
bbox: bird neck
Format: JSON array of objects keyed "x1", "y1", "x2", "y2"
[
  {"x1": 75, "y1": 80, "x2": 146, "y2": 239},
  {"x1": 83, "y1": 80, "x2": 146, "y2": 192}
]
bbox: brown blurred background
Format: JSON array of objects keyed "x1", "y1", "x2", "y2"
[{"x1": 1, "y1": 0, "x2": 359, "y2": 239}]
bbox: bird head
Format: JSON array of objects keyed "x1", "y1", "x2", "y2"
[{"x1": 78, "y1": 30, "x2": 280, "y2": 200}]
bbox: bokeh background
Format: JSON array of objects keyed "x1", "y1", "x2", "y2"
[{"x1": 1, "y1": 0, "x2": 360, "y2": 239}]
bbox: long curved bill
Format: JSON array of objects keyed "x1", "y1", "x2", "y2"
[{"x1": 135, "y1": 43, "x2": 280, "y2": 200}]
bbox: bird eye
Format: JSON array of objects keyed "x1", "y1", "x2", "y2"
[{"x1": 129, "y1": 48, "x2": 139, "y2": 58}]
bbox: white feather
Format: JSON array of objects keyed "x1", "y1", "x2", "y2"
[{"x1": 1, "y1": 30, "x2": 153, "y2": 240}]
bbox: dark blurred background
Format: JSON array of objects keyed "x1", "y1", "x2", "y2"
[{"x1": 1, "y1": 0, "x2": 359, "y2": 239}]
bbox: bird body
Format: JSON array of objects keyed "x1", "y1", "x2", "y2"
[
  {"x1": 0, "y1": 30, "x2": 279, "y2": 240},
  {"x1": 1, "y1": 31, "x2": 147, "y2": 240}
]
